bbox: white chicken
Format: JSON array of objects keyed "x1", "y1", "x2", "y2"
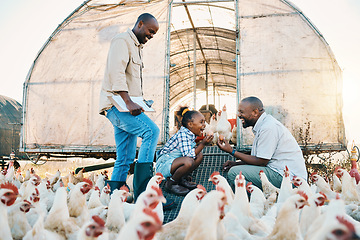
[
  {"x1": 124, "y1": 185, "x2": 166, "y2": 222},
  {"x1": 310, "y1": 172, "x2": 338, "y2": 199},
  {"x1": 23, "y1": 213, "x2": 65, "y2": 240},
  {"x1": 146, "y1": 172, "x2": 166, "y2": 222},
  {"x1": 7, "y1": 200, "x2": 33, "y2": 239},
  {"x1": 100, "y1": 184, "x2": 111, "y2": 206},
  {"x1": 117, "y1": 207, "x2": 162, "y2": 240},
  {"x1": 228, "y1": 172, "x2": 271, "y2": 236},
  {"x1": 209, "y1": 171, "x2": 234, "y2": 207},
  {"x1": 259, "y1": 170, "x2": 279, "y2": 199},
  {"x1": 277, "y1": 166, "x2": 294, "y2": 205},
  {"x1": 334, "y1": 166, "x2": 360, "y2": 203},
  {"x1": 156, "y1": 185, "x2": 207, "y2": 240},
  {"x1": 184, "y1": 187, "x2": 227, "y2": 240},
  {"x1": 266, "y1": 191, "x2": 310, "y2": 240},
  {"x1": 0, "y1": 182, "x2": 19, "y2": 240},
  {"x1": 216, "y1": 105, "x2": 232, "y2": 141},
  {"x1": 299, "y1": 192, "x2": 327, "y2": 238},
  {"x1": 68, "y1": 178, "x2": 93, "y2": 227},
  {"x1": 77, "y1": 215, "x2": 108, "y2": 240},
  {"x1": 105, "y1": 186, "x2": 131, "y2": 239},
  {"x1": 44, "y1": 187, "x2": 79, "y2": 239},
  {"x1": 246, "y1": 182, "x2": 266, "y2": 218},
  {"x1": 19, "y1": 174, "x2": 41, "y2": 201}
]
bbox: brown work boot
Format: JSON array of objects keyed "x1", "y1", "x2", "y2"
[
  {"x1": 164, "y1": 177, "x2": 190, "y2": 196},
  {"x1": 179, "y1": 176, "x2": 197, "y2": 190}
]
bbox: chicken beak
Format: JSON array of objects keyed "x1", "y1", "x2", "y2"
[{"x1": 160, "y1": 196, "x2": 166, "y2": 203}]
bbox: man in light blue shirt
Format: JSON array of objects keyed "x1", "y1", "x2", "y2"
[{"x1": 217, "y1": 96, "x2": 307, "y2": 190}]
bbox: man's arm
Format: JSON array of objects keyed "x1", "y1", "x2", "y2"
[
  {"x1": 114, "y1": 91, "x2": 144, "y2": 116},
  {"x1": 217, "y1": 139, "x2": 269, "y2": 166}
]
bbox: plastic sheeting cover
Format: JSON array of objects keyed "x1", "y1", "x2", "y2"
[{"x1": 21, "y1": 0, "x2": 345, "y2": 154}]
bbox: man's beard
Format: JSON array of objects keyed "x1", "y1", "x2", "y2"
[{"x1": 241, "y1": 118, "x2": 251, "y2": 128}]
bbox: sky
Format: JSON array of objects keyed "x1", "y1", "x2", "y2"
[{"x1": 0, "y1": 0, "x2": 359, "y2": 146}]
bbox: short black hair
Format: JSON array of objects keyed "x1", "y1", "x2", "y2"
[
  {"x1": 176, "y1": 106, "x2": 199, "y2": 128},
  {"x1": 135, "y1": 13, "x2": 156, "y2": 25},
  {"x1": 241, "y1": 96, "x2": 264, "y2": 111}
]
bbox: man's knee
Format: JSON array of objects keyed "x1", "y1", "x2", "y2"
[
  {"x1": 143, "y1": 123, "x2": 160, "y2": 139},
  {"x1": 228, "y1": 166, "x2": 240, "y2": 183}
]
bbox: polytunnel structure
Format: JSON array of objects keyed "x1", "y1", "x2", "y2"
[{"x1": 20, "y1": 0, "x2": 346, "y2": 158}]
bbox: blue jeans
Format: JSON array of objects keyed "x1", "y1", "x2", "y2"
[{"x1": 106, "y1": 106, "x2": 160, "y2": 182}]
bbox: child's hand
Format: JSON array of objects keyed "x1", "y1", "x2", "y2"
[{"x1": 202, "y1": 134, "x2": 214, "y2": 144}]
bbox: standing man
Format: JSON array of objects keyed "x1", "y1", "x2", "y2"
[
  {"x1": 217, "y1": 96, "x2": 307, "y2": 189},
  {"x1": 99, "y1": 13, "x2": 160, "y2": 200}
]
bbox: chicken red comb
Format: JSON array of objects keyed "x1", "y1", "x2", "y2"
[
  {"x1": 155, "y1": 172, "x2": 164, "y2": 178},
  {"x1": 120, "y1": 185, "x2": 129, "y2": 192},
  {"x1": 238, "y1": 171, "x2": 242, "y2": 177},
  {"x1": 151, "y1": 185, "x2": 163, "y2": 197},
  {"x1": 336, "y1": 193, "x2": 341, "y2": 200},
  {"x1": 106, "y1": 183, "x2": 110, "y2": 188},
  {"x1": 83, "y1": 178, "x2": 93, "y2": 187},
  {"x1": 297, "y1": 190, "x2": 308, "y2": 201},
  {"x1": 92, "y1": 215, "x2": 105, "y2": 227},
  {"x1": 0, "y1": 182, "x2": 18, "y2": 195},
  {"x1": 285, "y1": 166, "x2": 289, "y2": 171},
  {"x1": 143, "y1": 207, "x2": 162, "y2": 225},
  {"x1": 319, "y1": 192, "x2": 327, "y2": 200},
  {"x1": 310, "y1": 172, "x2": 317, "y2": 177},
  {"x1": 24, "y1": 200, "x2": 31, "y2": 205},
  {"x1": 216, "y1": 186, "x2": 225, "y2": 194},
  {"x1": 197, "y1": 184, "x2": 206, "y2": 192},
  {"x1": 210, "y1": 171, "x2": 220, "y2": 179},
  {"x1": 259, "y1": 170, "x2": 264, "y2": 175},
  {"x1": 336, "y1": 215, "x2": 355, "y2": 232},
  {"x1": 94, "y1": 186, "x2": 100, "y2": 191},
  {"x1": 334, "y1": 166, "x2": 342, "y2": 172},
  {"x1": 292, "y1": 176, "x2": 298, "y2": 181},
  {"x1": 35, "y1": 188, "x2": 39, "y2": 195},
  {"x1": 34, "y1": 174, "x2": 41, "y2": 181},
  {"x1": 246, "y1": 182, "x2": 252, "y2": 188}
]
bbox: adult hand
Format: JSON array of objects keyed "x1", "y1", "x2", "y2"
[
  {"x1": 202, "y1": 134, "x2": 214, "y2": 144},
  {"x1": 222, "y1": 160, "x2": 238, "y2": 171},
  {"x1": 216, "y1": 138, "x2": 233, "y2": 153},
  {"x1": 126, "y1": 101, "x2": 144, "y2": 116}
]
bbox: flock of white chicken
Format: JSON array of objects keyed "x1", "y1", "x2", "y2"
[
  {"x1": 1, "y1": 159, "x2": 360, "y2": 240},
  {"x1": 202, "y1": 105, "x2": 238, "y2": 145}
]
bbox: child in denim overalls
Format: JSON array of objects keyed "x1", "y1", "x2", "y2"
[{"x1": 155, "y1": 107, "x2": 213, "y2": 196}]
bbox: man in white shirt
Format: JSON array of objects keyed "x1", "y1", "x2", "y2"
[{"x1": 217, "y1": 96, "x2": 307, "y2": 189}]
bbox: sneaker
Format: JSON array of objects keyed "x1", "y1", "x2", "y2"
[
  {"x1": 164, "y1": 177, "x2": 190, "y2": 196},
  {"x1": 179, "y1": 176, "x2": 197, "y2": 190}
]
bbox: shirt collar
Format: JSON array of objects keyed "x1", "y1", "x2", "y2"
[
  {"x1": 180, "y1": 126, "x2": 196, "y2": 140},
  {"x1": 127, "y1": 28, "x2": 143, "y2": 48},
  {"x1": 252, "y1": 112, "x2": 267, "y2": 134}
]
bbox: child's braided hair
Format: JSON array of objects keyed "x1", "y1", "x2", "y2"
[{"x1": 176, "y1": 106, "x2": 198, "y2": 128}]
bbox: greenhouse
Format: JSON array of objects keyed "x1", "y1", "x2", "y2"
[{"x1": 20, "y1": 0, "x2": 346, "y2": 158}]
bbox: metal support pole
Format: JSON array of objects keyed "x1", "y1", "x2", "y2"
[
  {"x1": 162, "y1": 0, "x2": 173, "y2": 143},
  {"x1": 205, "y1": 62, "x2": 209, "y2": 110},
  {"x1": 213, "y1": 82, "x2": 216, "y2": 107},
  {"x1": 193, "y1": 30, "x2": 197, "y2": 110},
  {"x1": 235, "y1": 0, "x2": 242, "y2": 150}
]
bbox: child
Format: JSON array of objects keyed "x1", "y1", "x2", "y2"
[{"x1": 155, "y1": 107, "x2": 213, "y2": 196}]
